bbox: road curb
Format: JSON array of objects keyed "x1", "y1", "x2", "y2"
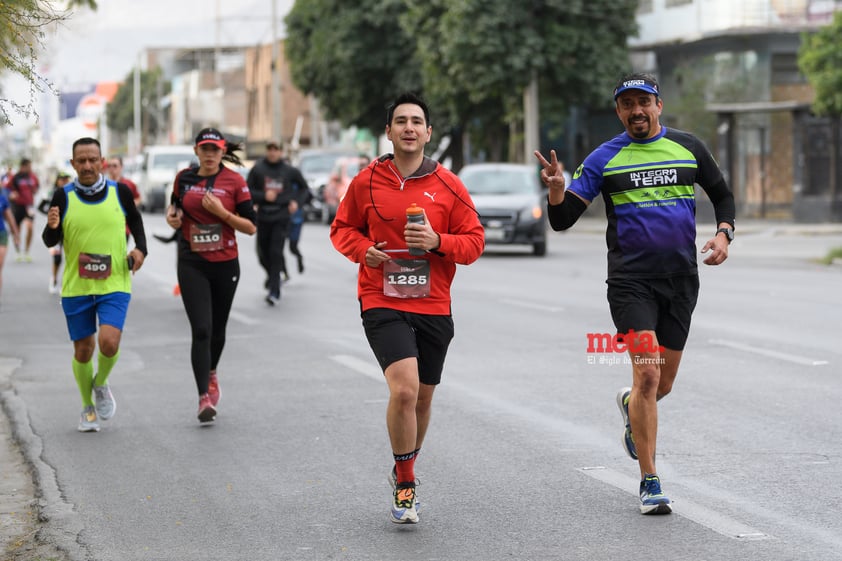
[{"x1": 0, "y1": 357, "x2": 86, "y2": 561}]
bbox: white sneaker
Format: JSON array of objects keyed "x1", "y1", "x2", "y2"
[
  {"x1": 49, "y1": 279, "x2": 59, "y2": 294},
  {"x1": 78, "y1": 406, "x2": 100, "y2": 432},
  {"x1": 94, "y1": 385, "x2": 116, "y2": 420}
]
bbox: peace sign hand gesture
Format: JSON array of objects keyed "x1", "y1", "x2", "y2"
[
  {"x1": 534, "y1": 149, "x2": 566, "y2": 191},
  {"x1": 534, "y1": 149, "x2": 567, "y2": 205}
]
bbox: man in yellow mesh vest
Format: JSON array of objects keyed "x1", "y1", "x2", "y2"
[{"x1": 42, "y1": 137, "x2": 147, "y2": 432}]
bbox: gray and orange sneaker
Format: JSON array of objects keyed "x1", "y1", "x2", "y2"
[
  {"x1": 78, "y1": 406, "x2": 100, "y2": 432},
  {"x1": 94, "y1": 384, "x2": 116, "y2": 420}
]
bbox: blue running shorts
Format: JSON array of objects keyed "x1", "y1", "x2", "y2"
[{"x1": 61, "y1": 292, "x2": 131, "y2": 341}]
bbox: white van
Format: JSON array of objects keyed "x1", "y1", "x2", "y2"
[{"x1": 137, "y1": 145, "x2": 196, "y2": 212}]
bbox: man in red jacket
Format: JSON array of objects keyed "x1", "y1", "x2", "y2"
[{"x1": 330, "y1": 92, "x2": 484, "y2": 525}]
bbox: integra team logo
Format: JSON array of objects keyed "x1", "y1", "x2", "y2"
[{"x1": 629, "y1": 168, "x2": 677, "y2": 188}]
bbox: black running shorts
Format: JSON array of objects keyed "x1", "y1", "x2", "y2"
[
  {"x1": 606, "y1": 274, "x2": 699, "y2": 351},
  {"x1": 361, "y1": 307, "x2": 454, "y2": 385}
]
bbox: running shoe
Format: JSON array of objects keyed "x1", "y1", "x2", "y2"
[
  {"x1": 24, "y1": 254, "x2": 32, "y2": 262},
  {"x1": 388, "y1": 466, "x2": 421, "y2": 512},
  {"x1": 265, "y1": 293, "x2": 280, "y2": 306},
  {"x1": 390, "y1": 482, "x2": 419, "y2": 524},
  {"x1": 639, "y1": 474, "x2": 672, "y2": 515},
  {"x1": 93, "y1": 384, "x2": 116, "y2": 420},
  {"x1": 198, "y1": 393, "x2": 217, "y2": 423},
  {"x1": 208, "y1": 372, "x2": 221, "y2": 406},
  {"x1": 49, "y1": 279, "x2": 59, "y2": 294},
  {"x1": 616, "y1": 387, "x2": 638, "y2": 460},
  {"x1": 78, "y1": 406, "x2": 100, "y2": 432}
]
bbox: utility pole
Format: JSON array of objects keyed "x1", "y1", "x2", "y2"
[
  {"x1": 133, "y1": 52, "x2": 141, "y2": 153},
  {"x1": 523, "y1": 71, "x2": 540, "y2": 164},
  {"x1": 216, "y1": 0, "x2": 225, "y2": 129},
  {"x1": 271, "y1": 0, "x2": 282, "y2": 143}
]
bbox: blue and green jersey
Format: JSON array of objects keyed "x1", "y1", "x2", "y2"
[{"x1": 569, "y1": 127, "x2": 723, "y2": 279}]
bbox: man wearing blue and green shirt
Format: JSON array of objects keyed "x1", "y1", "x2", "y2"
[
  {"x1": 43, "y1": 137, "x2": 147, "y2": 433},
  {"x1": 535, "y1": 72, "x2": 735, "y2": 515}
]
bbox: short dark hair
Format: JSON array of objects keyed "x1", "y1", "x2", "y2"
[
  {"x1": 108, "y1": 155, "x2": 124, "y2": 165},
  {"x1": 20, "y1": 158, "x2": 31, "y2": 167},
  {"x1": 72, "y1": 137, "x2": 102, "y2": 157},
  {"x1": 386, "y1": 92, "x2": 431, "y2": 127}
]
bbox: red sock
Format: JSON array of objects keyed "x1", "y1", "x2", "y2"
[{"x1": 393, "y1": 451, "x2": 417, "y2": 484}]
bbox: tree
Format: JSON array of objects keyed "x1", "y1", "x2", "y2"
[
  {"x1": 0, "y1": 0, "x2": 97, "y2": 125},
  {"x1": 799, "y1": 11, "x2": 842, "y2": 206},
  {"x1": 284, "y1": 0, "x2": 638, "y2": 168},
  {"x1": 106, "y1": 67, "x2": 170, "y2": 146},
  {"x1": 285, "y1": 0, "x2": 423, "y2": 133},
  {"x1": 799, "y1": 11, "x2": 842, "y2": 117},
  {"x1": 405, "y1": 0, "x2": 638, "y2": 165}
]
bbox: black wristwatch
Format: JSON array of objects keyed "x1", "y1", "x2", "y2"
[{"x1": 716, "y1": 227, "x2": 734, "y2": 244}]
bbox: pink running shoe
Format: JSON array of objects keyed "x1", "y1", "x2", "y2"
[
  {"x1": 208, "y1": 371, "x2": 221, "y2": 406},
  {"x1": 198, "y1": 393, "x2": 216, "y2": 423}
]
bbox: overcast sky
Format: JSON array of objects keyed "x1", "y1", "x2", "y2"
[{"x1": 2, "y1": 0, "x2": 294, "y2": 129}]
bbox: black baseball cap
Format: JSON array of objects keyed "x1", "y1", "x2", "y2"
[{"x1": 195, "y1": 127, "x2": 226, "y2": 149}]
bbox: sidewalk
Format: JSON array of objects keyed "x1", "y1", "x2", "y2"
[
  {"x1": 1, "y1": 358, "x2": 70, "y2": 560},
  {"x1": 0, "y1": 396, "x2": 36, "y2": 558}
]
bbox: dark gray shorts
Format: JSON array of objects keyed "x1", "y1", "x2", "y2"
[
  {"x1": 361, "y1": 307, "x2": 454, "y2": 385},
  {"x1": 606, "y1": 275, "x2": 699, "y2": 351}
]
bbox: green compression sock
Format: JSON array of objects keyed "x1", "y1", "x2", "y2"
[
  {"x1": 72, "y1": 358, "x2": 94, "y2": 407},
  {"x1": 93, "y1": 350, "x2": 120, "y2": 387}
]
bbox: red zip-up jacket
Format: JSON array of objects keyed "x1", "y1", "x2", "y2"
[{"x1": 330, "y1": 155, "x2": 485, "y2": 315}]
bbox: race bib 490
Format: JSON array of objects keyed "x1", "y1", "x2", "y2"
[{"x1": 79, "y1": 253, "x2": 112, "y2": 279}]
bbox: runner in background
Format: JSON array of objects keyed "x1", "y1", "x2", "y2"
[
  {"x1": 38, "y1": 172, "x2": 72, "y2": 294},
  {"x1": 6, "y1": 158, "x2": 40, "y2": 262},
  {"x1": 0, "y1": 185, "x2": 21, "y2": 307},
  {"x1": 165, "y1": 128, "x2": 256, "y2": 423},
  {"x1": 42, "y1": 137, "x2": 147, "y2": 432}
]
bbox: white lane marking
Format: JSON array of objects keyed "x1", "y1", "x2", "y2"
[
  {"x1": 331, "y1": 354, "x2": 383, "y2": 382},
  {"x1": 499, "y1": 298, "x2": 564, "y2": 313},
  {"x1": 229, "y1": 310, "x2": 260, "y2": 326},
  {"x1": 578, "y1": 466, "x2": 770, "y2": 540},
  {"x1": 709, "y1": 339, "x2": 829, "y2": 366}
]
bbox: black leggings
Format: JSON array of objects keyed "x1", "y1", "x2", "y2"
[{"x1": 177, "y1": 257, "x2": 240, "y2": 395}]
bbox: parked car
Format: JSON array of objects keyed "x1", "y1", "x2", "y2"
[
  {"x1": 457, "y1": 162, "x2": 548, "y2": 256},
  {"x1": 294, "y1": 148, "x2": 360, "y2": 221},
  {"x1": 321, "y1": 155, "x2": 369, "y2": 224},
  {"x1": 138, "y1": 145, "x2": 197, "y2": 212}
]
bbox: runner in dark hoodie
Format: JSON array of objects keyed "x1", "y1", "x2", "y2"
[{"x1": 246, "y1": 140, "x2": 309, "y2": 305}]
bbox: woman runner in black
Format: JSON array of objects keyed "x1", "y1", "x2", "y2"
[{"x1": 165, "y1": 128, "x2": 257, "y2": 422}]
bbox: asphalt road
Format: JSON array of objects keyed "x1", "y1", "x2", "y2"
[{"x1": 2, "y1": 213, "x2": 842, "y2": 561}]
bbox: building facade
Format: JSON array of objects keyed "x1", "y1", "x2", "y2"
[{"x1": 631, "y1": 0, "x2": 842, "y2": 221}]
